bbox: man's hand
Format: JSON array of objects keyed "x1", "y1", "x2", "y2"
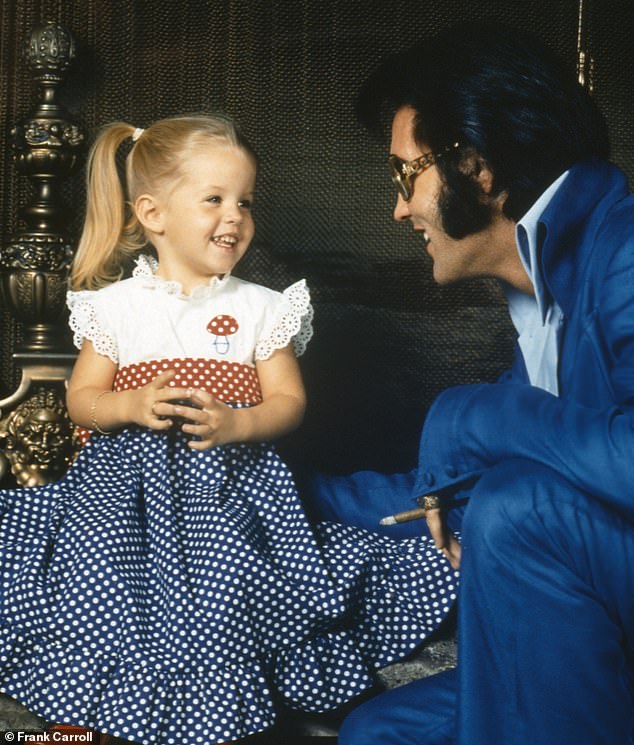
[{"x1": 425, "y1": 498, "x2": 461, "y2": 570}]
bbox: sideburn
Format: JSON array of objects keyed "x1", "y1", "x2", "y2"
[{"x1": 437, "y1": 171, "x2": 495, "y2": 239}]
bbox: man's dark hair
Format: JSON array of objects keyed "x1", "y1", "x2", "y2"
[{"x1": 356, "y1": 23, "x2": 610, "y2": 237}]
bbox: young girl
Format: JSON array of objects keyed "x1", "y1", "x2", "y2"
[{"x1": 0, "y1": 114, "x2": 458, "y2": 745}]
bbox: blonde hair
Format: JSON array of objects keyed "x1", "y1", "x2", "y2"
[{"x1": 71, "y1": 113, "x2": 256, "y2": 291}]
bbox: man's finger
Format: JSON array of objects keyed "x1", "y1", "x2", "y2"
[{"x1": 425, "y1": 507, "x2": 446, "y2": 550}]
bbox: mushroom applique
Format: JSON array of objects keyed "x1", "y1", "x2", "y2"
[{"x1": 207, "y1": 314, "x2": 239, "y2": 354}]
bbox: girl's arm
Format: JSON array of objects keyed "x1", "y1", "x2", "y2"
[
  {"x1": 66, "y1": 340, "x2": 195, "y2": 433},
  {"x1": 180, "y1": 344, "x2": 306, "y2": 449}
]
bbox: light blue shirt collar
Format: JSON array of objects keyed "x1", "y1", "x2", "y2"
[
  {"x1": 514, "y1": 170, "x2": 569, "y2": 324},
  {"x1": 504, "y1": 170, "x2": 569, "y2": 396}
]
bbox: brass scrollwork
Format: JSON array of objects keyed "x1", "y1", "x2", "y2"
[{"x1": 0, "y1": 388, "x2": 78, "y2": 488}]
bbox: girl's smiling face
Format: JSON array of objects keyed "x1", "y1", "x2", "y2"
[{"x1": 139, "y1": 142, "x2": 256, "y2": 293}]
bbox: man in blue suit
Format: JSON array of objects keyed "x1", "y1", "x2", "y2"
[{"x1": 337, "y1": 22, "x2": 634, "y2": 745}]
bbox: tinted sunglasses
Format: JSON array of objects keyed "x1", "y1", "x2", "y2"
[{"x1": 388, "y1": 142, "x2": 460, "y2": 201}]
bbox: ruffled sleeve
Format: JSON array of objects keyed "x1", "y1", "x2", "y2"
[
  {"x1": 255, "y1": 280, "x2": 314, "y2": 360},
  {"x1": 67, "y1": 289, "x2": 119, "y2": 363}
]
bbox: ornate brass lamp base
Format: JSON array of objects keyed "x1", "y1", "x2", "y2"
[{"x1": 0, "y1": 22, "x2": 84, "y2": 487}]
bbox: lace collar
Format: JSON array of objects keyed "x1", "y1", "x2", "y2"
[{"x1": 132, "y1": 254, "x2": 231, "y2": 300}]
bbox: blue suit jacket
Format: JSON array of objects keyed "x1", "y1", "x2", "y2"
[{"x1": 415, "y1": 159, "x2": 634, "y2": 521}]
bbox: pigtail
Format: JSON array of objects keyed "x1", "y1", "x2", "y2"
[{"x1": 71, "y1": 122, "x2": 146, "y2": 291}]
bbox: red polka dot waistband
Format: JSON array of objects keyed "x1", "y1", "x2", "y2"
[
  {"x1": 113, "y1": 357, "x2": 263, "y2": 404},
  {"x1": 77, "y1": 358, "x2": 263, "y2": 445}
]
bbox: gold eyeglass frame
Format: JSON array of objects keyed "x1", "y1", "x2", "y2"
[{"x1": 388, "y1": 142, "x2": 460, "y2": 201}]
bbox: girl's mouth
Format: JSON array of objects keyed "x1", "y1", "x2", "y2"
[{"x1": 212, "y1": 234, "x2": 238, "y2": 248}]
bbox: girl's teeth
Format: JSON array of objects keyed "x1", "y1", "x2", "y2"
[{"x1": 214, "y1": 236, "x2": 237, "y2": 246}]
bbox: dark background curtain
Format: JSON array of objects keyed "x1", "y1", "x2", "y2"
[{"x1": 1, "y1": 0, "x2": 633, "y2": 474}]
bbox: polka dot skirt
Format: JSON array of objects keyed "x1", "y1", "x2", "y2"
[{"x1": 0, "y1": 410, "x2": 458, "y2": 743}]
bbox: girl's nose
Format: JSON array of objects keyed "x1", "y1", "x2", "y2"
[
  {"x1": 224, "y1": 202, "x2": 243, "y2": 223},
  {"x1": 393, "y1": 193, "x2": 411, "y2": 222}
]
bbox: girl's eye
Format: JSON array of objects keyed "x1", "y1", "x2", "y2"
[
  {"x1": 238, "y1": 199, "x2": 253, "y2": 210},
  {"x1": 206, "y1": 196, "x2": 222, "y2": 204}
]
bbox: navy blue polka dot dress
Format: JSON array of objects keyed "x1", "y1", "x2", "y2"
[{"x1": 0, "y1": 258, "x2": 458, "y2": 744}]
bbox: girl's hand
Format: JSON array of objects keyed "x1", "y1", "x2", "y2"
[
  {"x1": 163, "y1": 345, "x2": 306, "y2": 449},
  {"x1": 129, "y1": 370, "x2": 199, "y2": 431},
  {"x1": 177, "y1": 390, "x2": 240, "y2": 449}
]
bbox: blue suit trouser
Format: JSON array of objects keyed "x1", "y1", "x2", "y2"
[{"x1": 334, "y1": 458, "x2": 634, "y2": 745}]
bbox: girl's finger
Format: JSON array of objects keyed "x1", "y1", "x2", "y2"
[
  {"x1": 187, "y1": 438, "x2": 214, "y2": 451},
  {"x1": 149, "y1": 417, "x2": 172, "y2": 431},
  {"x1": 151, "y1": 369, "x2": 177, "y2": 388},
  {"x1": 173, "y1": 405, "x2": 206, "y2": 423},
  {"x1": 190, "y1": 389, "x2": 213, "y2": 407},
  {"x1": 181, "y1": 421, "x2": 212, "y2": 436},
  {"x1": 160, "y1": 388, "x2": 201, "y2": 403}
]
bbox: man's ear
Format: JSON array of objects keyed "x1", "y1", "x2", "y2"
[
  {"x1": 135, "y1": 194, "x2": 164, "y2": 234},
  {"x1": 459, "y1": 152, "x2": 495, "y2": 196}
]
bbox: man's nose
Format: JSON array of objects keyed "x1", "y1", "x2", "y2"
[{"x1": 393, "y1": 193, "x2": 410, "y2": 222}]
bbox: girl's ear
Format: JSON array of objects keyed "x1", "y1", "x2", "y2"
[{"x1": 135, "y1": 194, "x2": 164, "y2": 234}]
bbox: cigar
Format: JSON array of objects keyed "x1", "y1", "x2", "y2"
[{"x1": 379, "y1": 506, "x2": 428, "y2": 525}]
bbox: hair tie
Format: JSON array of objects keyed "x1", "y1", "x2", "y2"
[{"x1": 131, "y1": 127, "x2": 145, "y2": 142}]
